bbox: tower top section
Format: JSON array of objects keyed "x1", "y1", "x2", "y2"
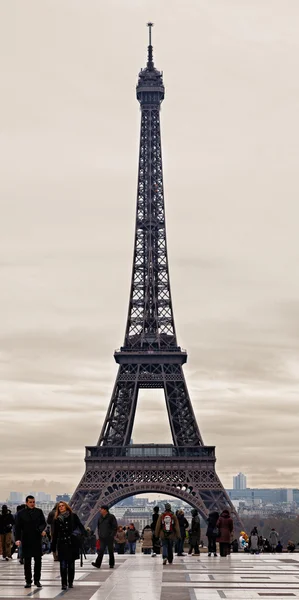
[{"x1": 136, "y1": 23, "x2": 165, "y2": 106}]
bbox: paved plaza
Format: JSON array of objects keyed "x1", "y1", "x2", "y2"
[{"x1": 0, "y1": 553, "x2": 299, "y2": 600}]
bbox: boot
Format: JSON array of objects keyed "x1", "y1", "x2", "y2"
[{"x1": 60, "y1": 566, "x2": 67, "y2": 590}]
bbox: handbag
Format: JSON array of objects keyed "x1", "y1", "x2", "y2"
[{"x1": 212, "y1": 527, "x2": 220, "y2": 537}]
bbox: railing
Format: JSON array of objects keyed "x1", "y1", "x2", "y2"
[{"x1": 86, "y1": 444, "x2": 215, "y2": 459}]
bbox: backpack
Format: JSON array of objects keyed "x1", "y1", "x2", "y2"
[{"x1": 161, "y1": 511, "x2": 174, "y2": 535}]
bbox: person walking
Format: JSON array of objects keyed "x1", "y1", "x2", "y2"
[
  {"x1": 206, "y1": 511, "x2": 219, "y2": 557},
  {"x1": 126, "y1": 523, "x2": 140, "y2": 554},
  {"x1": 142, "y1": 525, "x2": 153, "y2": 554},
  {"x1": 269, "y1": 528, "x2": 279, "y2": 553},
  {"x1": 114, "y1": 526, "x2": 126, "y2": 554},
  {"x1": 0, "y1": 505, "x2": 14, "y2": 561},
  {"x1": 15, "y1": 495, "x2": 47, "y2": 589},
  {"x1": 155, "y1": 502, "x2": 180, "y2": 565},
  {"x1": 15, "y1": 505, "x2": 25, "y2": 564},
  {"x1": 51, "y1": 501, "x2": 86, "y2": 590},
  {"x1": 188, "y1": 509, "x2": 201, "y2": 556},
  {"x1": 216, "y1": 509, "x2": 233, "y2": 557},
  {"x1": 92, "y1": 505, "x2": 117, "y2": 569},
  {"x1": 151, "y1": 506, "x2": 160, "y2": 556},
  {"x1": 176, "y1": 510, "x2": 189, "y2": 556},
  {"x1": 47, "y1": 503, "x2": 59, "y2": 561}
]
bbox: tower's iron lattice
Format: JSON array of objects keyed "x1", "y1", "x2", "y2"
[{"x1": 71, "y1": 24, "x2": 241, "y2": 531}]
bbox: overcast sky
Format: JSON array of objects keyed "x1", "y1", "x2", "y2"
[{"x1": 0, "y1": 0, "x2": 299, "y2": 500}]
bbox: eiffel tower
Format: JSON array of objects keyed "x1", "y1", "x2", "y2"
[{"x1": 71, "y1": 24, "x2": 241, "y2": 530}]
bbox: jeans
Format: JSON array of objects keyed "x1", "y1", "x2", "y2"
[
  {"x1": 60, "y1": 560, "x2": 75, "y2": 586},
  {"x1": 162, "y1": 538, "x2": 173, "y2": 563},
  {"x1": 177, "y1": 537, "x2": 185, "y2": 555},
  {"x1": 129, "y1": 542, "x2": 136, "y2": 554},
  {"x1": 24, "y1": 555, "x2": 42, "y2": 584},
  {"x1": 95, "y1": 538, "x2": 115, "y2": 568},
  {"x1": 207, "y1": 535, "x2": 217, "y2": 554}
]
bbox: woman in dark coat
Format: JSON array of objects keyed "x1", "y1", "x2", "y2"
[
  {"x1": 216, "y1": 509, "x2": 233, "y2": 557},
  {"x1": 206, "y1": 511, "x2": 219, "y2": 557},
  {"x1": 51, "y1": 501, "x2": 86, "y2": 590}
]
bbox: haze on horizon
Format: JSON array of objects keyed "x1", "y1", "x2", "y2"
[{"x1": 1, "y1": 0, "x2": 299, "y2": 500}]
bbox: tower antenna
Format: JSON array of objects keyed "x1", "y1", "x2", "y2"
[{"x1": 147, "y1": 21, "x2": 154, "y2": 69}]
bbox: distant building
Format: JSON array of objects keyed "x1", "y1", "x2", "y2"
[
  {"x1": 9, "y1": 492, "x2": 23, "y2": 503},
  {"x1": 56, "y1": 494, "x2": 71, "y2": 503},
  {"x1": 233, "y1": 473, "x2": 247, "y2": 490}
]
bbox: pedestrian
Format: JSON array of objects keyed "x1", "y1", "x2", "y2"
[
  {"x1": 216, "y1": 509, "x2": 233, "y2": 558},
  {"x1": 206, "y1": 511, "x2": 219, "y2": 557},
  {"x1": 83, "y1": 528, "x2": 96, "y2": 554},
  {"x1": 151, "y1": 506, "x2": 160, "y2": 556},
  {"x1": 47, "y1": 503, "x2": 59, "y2": 561},
  {"x1": 258, "y1": 536, "x2": 264, "y2": 553},
  {"x1": 51, "y1": 501, "x2": 86, "y2": 590},
  {"x1": 249, "y1": 531, "x2": 259, "y2": 554},
  {"x1": 188, "y1": 509, "x2": 201, "y2": 556},
  {"x1": 15, "y1": 505, "x2": 25, "y2": 564},
  {"x1": 92, "y1": 505, "x2": 117, "y2": 569},
  {"x1": 114, "y1": 526, "x2": 126, "y2": 554},
  {"x1": 287, "y1": 540, "x2": 296, "y2": 553},
  {"x1": 176, "y1": 510, "x2": 189, "y2": 556},
  {"x1": 126, "y1": 523, "x2": 140, "y2": 554},
  {"x1": 155, "y1": 502, "x2": 180, "y2": 565},
  {"x1": 0, "y1": 505, "x2": 14, "y2": 561},
  {"x1": 276, "y1": 540, "x2": 283, "y2": 553},
  {"x1": 269, "y1": 528, "x2": 279, "y2": 553},
  {"x1": 142, "y1": 525, "x2": 153, "y2": 554},
  {"x1": 15, "y1": 495, "x2": 47, "y2": 589}
]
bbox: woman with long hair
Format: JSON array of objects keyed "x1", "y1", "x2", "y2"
[{"x1": 51, "y1": 501, "x2": 86, "y2": 590}]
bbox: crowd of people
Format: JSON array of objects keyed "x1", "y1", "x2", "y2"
[
  {"x1": 236, "y1": 527, "x2": 297, "y2": 554},
  {"x1": 0, "y1": 500, "x2": 298, "y2": 592}
]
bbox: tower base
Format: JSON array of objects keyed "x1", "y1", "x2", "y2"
[{"x1": 71, "y1": 444, "x2": 242, "y2": 531}]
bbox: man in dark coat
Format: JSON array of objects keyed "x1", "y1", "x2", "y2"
[
  {"x1": 92, "y1": 505, "x2": 117, "y2": 569},
  {"x1": 15, "y1": 495, "x2": 47, "y2": 588},
  {"x1": 176, "y1": 510, "x2": 189, "y2": 556},
  {"x1": 206, "y1": 510, "x2": 219, "y2": 557},
  {"x1": 188, "y1": 509, "x2": 201, "y2": 555},
  {"x1": 151, "y1": 506, "x2": 160, "y2": 556}
]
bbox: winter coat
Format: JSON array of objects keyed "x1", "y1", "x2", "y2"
[
  {"x1": 269, "y1": 530, "x2": 279, "y2": 546},
  {"x1": 15, "y1": 507, "x2": 46, "y2": 558},
  {"x1": 47, "y1": 508, "x2": 56, "y2": 537},
  {"x1": 250, "y1": 534, "x2": 259, "y2": 551},
  {"x1": 151, "y1": 512, "x2": 159, "y2": 532},
  {"x1": 206, "y1": 511, "x2": 219, "y2": 537},
  {"x1": 142, "y1": 528, "x2": 153, "y2": 549},
  {"x1": 216, "y1": 512, "x2": 233, "y2": 544},
  {"x1": 51, "y1": 512, "x2": 85, "y2": 562},
  {"x1": 155, "y1": 512, "x2": 180, "y2": 541},
  {"x1": 189, "y1": 515, "x2": 201, "y2": 545},
  {"x1": 97, "y1": 513, "x2": 118, "y2": 540},
  {"x1": 115, "y1": 530, "x2": 126, "y2": 545},
  {"x1": 126, "y1": 527, "x2": 140, "y2": 543},
  {"x1": 0, "y1": 510, "x2": 14, "y2": 534},
  {"x1": 177, "y1": 514, "x2": 189, "y2": 539}
]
